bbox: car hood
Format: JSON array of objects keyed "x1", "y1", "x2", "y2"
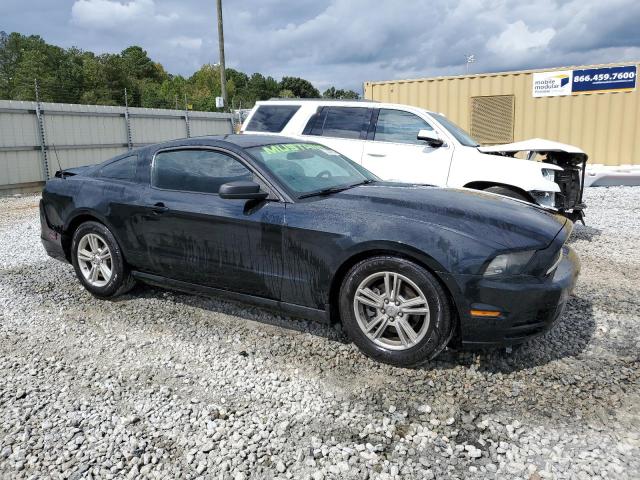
[
  {"x1": 319, "y1": 183, "x2": 567, "y2": 250},
  {"x1": 478, "y1": 138, "x2": 586, "y2": 155},
  {"x1": 478, "y1": 138, "x2": 588, "y2": 168}
]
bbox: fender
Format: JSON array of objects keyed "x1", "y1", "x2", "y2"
[
  {"x1": 337, "y1": 239, "x2": 449, "y2": 274},
  {"x1": 63, "y1": 208, "x2": 133, "y2": 262},
  {"x1": 448, "y1": 147, "x2": 562, "y2": 193},
  {"x1": 326, "y1": 240, "x2": 464, "y2": 325},
  {"x1": 334, "y1": 240, "x2": 454, "y2": 299},
  {"x1": 64, "y1": 207, "x2": 116, "y2": 233}
]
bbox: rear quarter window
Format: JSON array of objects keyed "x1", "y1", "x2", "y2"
[
  {"x1": 305, "y1": 107, "x2": 371, "y2": 140},
  {"x1": 246, "y1": 105, "x2": 300, "y2": 132},
  {"x1": 99, "y1": 155, "x2": 137, "y2": 182}
]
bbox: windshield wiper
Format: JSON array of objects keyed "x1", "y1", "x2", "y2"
[{"x1": 298, "y1": 179, "x2": 376, "y2": 199}]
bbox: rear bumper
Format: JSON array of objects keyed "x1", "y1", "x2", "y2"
[
  {"x1": 447, "y1": 245, "x2": 580, "y2": 347},
  {"x1": 40, "y1": 200, "x2": 68, "y2": 262}
]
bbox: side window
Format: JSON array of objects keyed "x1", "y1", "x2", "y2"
[
  {"x1": 152, "y1": 149, "x2": 253, "y2": 194},
  {"x1": 308, "y1": 107, "x2": 370, "y2": 140},
  {"x1": 100, "y1": 155, "x2": 137, "y2": 181},
  {"x1": 246, "y1": 105, "x2": 300, "y2": 132},
  {"x1": 374, "y1": 109, "x2": 434, "y2": 145}
]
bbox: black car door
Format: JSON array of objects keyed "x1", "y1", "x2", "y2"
[{"x1": 139, "y1": 147, "x2": 286, "y2": 300}]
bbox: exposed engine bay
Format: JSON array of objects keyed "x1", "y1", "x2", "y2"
[{"x1": 479, "y1": 139, "x2": 587, "y2": 223}]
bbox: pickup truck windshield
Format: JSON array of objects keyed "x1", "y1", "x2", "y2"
[
  {"x1": 248, "y1": 143, "x2": 376, "y2": 198},
  {"x1": 431, "y1": 113, "x2": 480, "y2": 147}
]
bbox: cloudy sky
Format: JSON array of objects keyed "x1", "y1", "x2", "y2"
[{"x1": 2, "y1": 0, "x2": 640, "y2": 91}]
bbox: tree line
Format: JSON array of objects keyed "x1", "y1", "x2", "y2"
[{"x1": 0, "y1": 31, "x2": 360, "y2": 111}]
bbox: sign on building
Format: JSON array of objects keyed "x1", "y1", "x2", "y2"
[
  {"x1": 533, "y1": 65, "x2": 636, "y2": 97},
  {"x1": 532, "y1": 70, "x2": 573, "y2": 97},
  {"x1": 572, "y1": 65, "x2": 636, "y2": 94}
]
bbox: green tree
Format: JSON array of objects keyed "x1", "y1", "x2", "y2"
[
  {"x1": 188, "y1": 63, "x2": 221, "y2": 111},
  {"x1": 280, "y1": 76, "x2": 320, "y2": 98},
  {"x1": 100, "y1": 53, "x2": 131, "y2": 105},
  {"x1": 120, "y1": 46, "x2": 163, "y2": 81},
  {"x1": 158, "y1": 75, "x2": 189, "y2": 109},
  {"x1": 278, "y1": 89, "x2": 295, "y2": 98},
  {"x1": 0, "y1": 31, "x2": 325, "y2": 111},
  {"x1": 79, "y1": 52, "x2": 111, "y2": 104},
  {"x1": 0, "y1": 32, "x2": 46, "y2": 99},
  {"x1": 322, "y1": 87, "x2": 360, "y2": 99}
]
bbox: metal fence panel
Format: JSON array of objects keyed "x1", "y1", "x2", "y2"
[
  {"x1": 0, "y1": 150, "x2": 42, "y2": 186},
  {"x1": 44, "y1": 112, "x2": 126, "y2": 147},
  {"x1": 131, "y1": 115, "x2": 186, "y2": 145},
  {"x1": 0, "y1": 100, "x2": 233, "y2": 192},
  {"x1": 189, "y1": 118, "x2": 232, "y2": 137},
  {"x1": 0, "y1": 108, "x2": 39, "y2": 148}
]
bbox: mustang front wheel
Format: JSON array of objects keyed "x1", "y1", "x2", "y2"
[{"x1": 339, "y1": 256, "x2": 453, "y2": 367}]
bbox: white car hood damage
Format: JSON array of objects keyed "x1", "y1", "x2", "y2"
[{"x1": 478, "y1": 138, "x2": 588, "y2": 160}]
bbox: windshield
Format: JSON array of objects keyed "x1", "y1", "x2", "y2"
[
  {"x1": 247, "y1": 143, "x2": 376, "y2": 197},
  {"x1": 430, "y1": 113, "x2": 480, "y2": 147}
]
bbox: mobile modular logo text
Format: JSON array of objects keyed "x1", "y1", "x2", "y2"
[{"x1": 532, "y1": 70, "x2": 573, "y2": 97}]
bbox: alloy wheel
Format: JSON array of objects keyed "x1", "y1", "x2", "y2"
[
  {"x1": 353, "y1": 271, "x2": 431, "y2": 351},
  {"x1": 77, "y1": 233, "x2": 113, "y2": 288}
]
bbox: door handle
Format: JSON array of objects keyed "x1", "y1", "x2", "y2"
[
  {"x1": 151, "y1": 202, "x2": 169, "y2": 214},
  {"x1": 367, "y1": 153, "x2": 386, "y2": 157}
]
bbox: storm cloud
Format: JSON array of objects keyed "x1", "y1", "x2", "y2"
[{"x1": 2, "y1": 0, "x2": 639, "y2": 91}]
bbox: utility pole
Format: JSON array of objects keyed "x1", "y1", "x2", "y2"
[{"x1": 216, "y1": 0, "x2": 227, "y2": 109}]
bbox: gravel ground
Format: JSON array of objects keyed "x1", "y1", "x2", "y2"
[{"x1": 0, "y1": 187, "x2": 638, "y2": 480}]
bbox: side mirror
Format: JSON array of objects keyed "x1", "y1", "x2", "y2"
[
  {"x1": 417, "y1": 129, "x2": 444, "y2": 148},
  {"x1": 219, "y1": 181, "x2": 269, "y2": 200}
]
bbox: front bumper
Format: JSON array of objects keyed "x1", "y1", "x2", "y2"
[{"x1": 447, "y1": 245, "x2": 580, "y2": 347}]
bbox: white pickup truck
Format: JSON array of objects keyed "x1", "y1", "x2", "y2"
[{"x1": 241, "y1": 99, "x2": 587, "y2": 222}]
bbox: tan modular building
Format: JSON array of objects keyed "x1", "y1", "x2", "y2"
[{"x1": 364, "y1": 62, "x2": 640, "y2": 166}]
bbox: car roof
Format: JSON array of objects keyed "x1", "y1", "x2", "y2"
[
  {"x1": 212, "y1": 134, "x2": 301, "y2": 148},
  {"x1": 254, "y1": 98, "x2": 437, "y2": 114},
  {"x1": 146, "y1": 134, "x2": 306, "y2": 151}
]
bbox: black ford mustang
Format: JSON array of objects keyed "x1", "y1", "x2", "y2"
[{"x1": 40, "y1": 134, "x2": 580, "y2": 367}]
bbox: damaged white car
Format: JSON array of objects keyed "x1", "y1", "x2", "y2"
[{"x1": 241, "y1": 100, "x2": 587, "y2": 222}]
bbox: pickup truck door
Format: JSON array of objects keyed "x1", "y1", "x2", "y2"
[{"x1": 361, "y1": 108, "x2": 453, "y2": 186}]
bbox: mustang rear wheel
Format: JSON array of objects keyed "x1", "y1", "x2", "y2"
[
  {"x1": 339, "y1": 256, "x2": 453, "y2": 367},
  {"x1": 71, "y1": 221, "x2": 135, "y2": 299}
]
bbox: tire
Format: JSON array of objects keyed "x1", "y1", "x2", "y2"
[
  {"x1": 339, "y1": 256, "x2": 453, "y2": 367},
  {"x1": 70, "y1": 221, "x2": 135, "y2": 299},
  {"x1": 483, "y1": 186, "x2": 529, "y2": 202}
]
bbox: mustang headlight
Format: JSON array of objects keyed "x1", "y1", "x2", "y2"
[
  {"x1": 546, "y1": 248, "x2": 563, "y2": 276},
  {"x1": 484, "y1": 250, "x2": 535, "y2": 276}
]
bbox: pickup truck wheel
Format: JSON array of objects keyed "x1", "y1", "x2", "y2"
[
  {"x1": 483, "y1": 186, "x2": 529, "y2": 202},
  {"x1": 71, "y1": 221, "x2": 135, "y2": 299},
  {"x1": 339, "y1": 256, "x2": 453, "y2": 368}
]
